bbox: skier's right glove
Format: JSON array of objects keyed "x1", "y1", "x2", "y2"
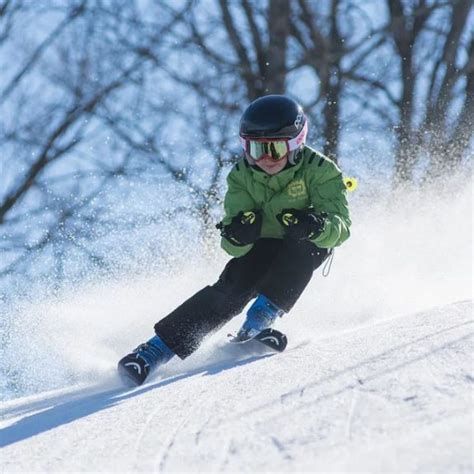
[
  {"x1": 277, "y1": 208, "x2": 327, "y2": 241},
  {"x1": 216, "y1": 210, "x2": 262, "y2": 246}
]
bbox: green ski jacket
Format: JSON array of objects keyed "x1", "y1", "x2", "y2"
[{"x1": 221, "y1": 146, "x2": 351, "y2": 257}]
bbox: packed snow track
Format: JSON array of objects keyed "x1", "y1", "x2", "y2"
[{"x1": 1, "y1": 300, "x2": 472, "y2": 473}]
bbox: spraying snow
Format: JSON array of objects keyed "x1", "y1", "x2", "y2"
[
  {"x1": 1, "y1": 174, "x2": 471, "y2": 401},
  {"x1": 0, "y1": 174, "x2": 472, "y2": 472}
]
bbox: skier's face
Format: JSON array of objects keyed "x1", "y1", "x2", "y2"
[{"x1": 255, "y1": 154, "x2": 288, "y2": 175}]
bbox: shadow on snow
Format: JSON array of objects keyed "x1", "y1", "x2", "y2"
[{"x1": 0, "y1": 352, "x2": 274, "y2": 448}]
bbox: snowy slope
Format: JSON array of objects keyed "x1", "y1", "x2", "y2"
[
  {"x1": 1, "y1": 299, "x2": 472, "y2": 473},
  {"x1": 1, "y1": 177, "x2": 472, "y2": 472}
]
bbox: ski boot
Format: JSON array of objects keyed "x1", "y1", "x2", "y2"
[
  {"x1": 118, "y1": 334, "x2": 174, "y2": 386},
  {"x1": 236, "y1": 294, "x2": 285, "y2": 342}
]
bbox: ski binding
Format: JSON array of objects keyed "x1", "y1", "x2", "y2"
[{"x1": 228, "y1": 328, "x2": 287, "y2": 352}]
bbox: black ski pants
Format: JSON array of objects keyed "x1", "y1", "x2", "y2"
[{"x1": 154, "y1": 238, "x2": 329, "y2": 359}]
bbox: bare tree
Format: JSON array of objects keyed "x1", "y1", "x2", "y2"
[
  {"x1": 367, "y1": 0, "x2": 473, "y2": 182},
  {"x1": 217, "y1": 0, "x2": 291, "y2": 98},
  {"x1": 163, "y1": 0, "x2": 380, "y2": 162},
  {"x1": 2, "y1": 0, "x2": 471, "y2": 295},
  {"x1": 0, "y1": 0, "x2": 22, "y2": 45},
  {"x1": 289, "y1": 0, "x2": 351, "y2": 160},
  {"x1": 0, "y1": 1, "x2": 190, "y2": 289}
]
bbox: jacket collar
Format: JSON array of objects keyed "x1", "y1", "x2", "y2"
[{"x1": 249, "y1": 152, "x2": 305, "y2": 191}]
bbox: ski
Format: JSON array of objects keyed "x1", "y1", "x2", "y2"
[
  {"x1": 255, "y1": 328, "x2": 288, "y2": 352},
  {"x1": 228, "y1": 328, "x2": 288, "y2": 352},
  {"x1": 117, "y1": 353, "x2": 150, "y2": 386}
]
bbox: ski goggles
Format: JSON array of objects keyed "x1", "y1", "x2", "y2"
[{"x1": 239, "y1": 121, "x2": 308, "y2": 162}]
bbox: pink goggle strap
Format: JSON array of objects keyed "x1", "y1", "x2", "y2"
[{"x1": 287, "y1": 121, "x2": 308, "y2": 151}]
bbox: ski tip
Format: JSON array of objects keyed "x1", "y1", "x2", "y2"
[
  {"x1": 117, "y1": 368, "x2": 141, "y2": 387},
  {"x1": 255, "y1": 328, "x2": 288, "y2": 352},
  {"x1": 117, "y1": 354, "x2": 150, "y2": 386}
]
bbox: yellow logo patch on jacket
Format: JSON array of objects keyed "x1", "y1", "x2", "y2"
[{"x1": 287, "y1": 179, "x2": 307, "y2": 199}]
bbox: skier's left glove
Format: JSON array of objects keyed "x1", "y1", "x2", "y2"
[
  {"x1": 277, "y1": 209, "x2": 326, "y2": 241},
  {"x1": 216, "y1": 210, "x2": 262, "y2": 246}
]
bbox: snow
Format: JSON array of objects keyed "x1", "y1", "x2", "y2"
[
  {"x1": 1, "y1": 300, "x2": 472, "y2": 473},
  {"x1": 1, "y1": 176, "x2": 472, "y2": 472}
]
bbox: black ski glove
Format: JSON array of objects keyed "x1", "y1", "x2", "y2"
[
  {"x1": 216, "y1": 210, "x2": 262, "y2": 246},
  {"x1": 277, "y1": 208, "x2": 326, "y2": 241}
]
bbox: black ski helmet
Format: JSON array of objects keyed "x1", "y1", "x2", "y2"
[{"x1": 239, "y1": 95, "x2": 307, "y2": 165}]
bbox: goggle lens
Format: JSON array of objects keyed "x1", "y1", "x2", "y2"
[{"x1": 247, "y1": 140, "x2": 289, "y2": 162}]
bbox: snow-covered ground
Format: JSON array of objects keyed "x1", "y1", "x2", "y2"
[
  {"x1": 1, "y1": 300, "x2": 472, "y2": 472},
  {"x1": 1, "y1": 176, "x2": 472, "y2": 472}
]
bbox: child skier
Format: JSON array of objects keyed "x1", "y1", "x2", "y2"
[{"x1": 118, "y1": 95, "x2": 351, "y2": 385}]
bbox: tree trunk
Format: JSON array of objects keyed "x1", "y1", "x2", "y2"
[{"x1": 264, "y1": 0, "x2": 290, "y2": 95}]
